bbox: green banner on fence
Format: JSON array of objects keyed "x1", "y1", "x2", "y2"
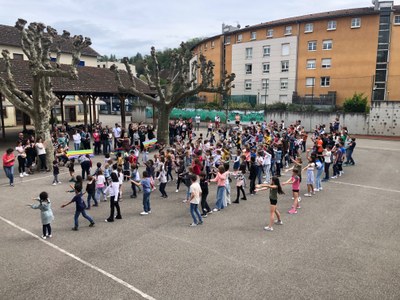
[{"x1": 145, "y1": 107, "x2": 264, "y2": 123}]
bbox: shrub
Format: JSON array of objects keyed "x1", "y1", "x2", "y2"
[{"x1": 343, "y1": 93, "x2": 369, "y2": 113}]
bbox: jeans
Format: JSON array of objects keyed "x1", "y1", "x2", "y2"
[
  {"x1": 201, "y1": 192, "x2": 210, "y2": 214},
  {"x1": 87, "y1": 192, "x2": 98, "y2": 208},
  {"x1": 53, "y1": 174, "x2": 59, "y2": 184},
  {"x1": 215, "y1": 186, "x2": 225, "y2": 209},
  {"x1": 346, "y1": 149, "x2": 355, "y2": 164},
  {"x1": 143, "y1": 192, "x2": 151, "y2": 212},
  {"x1": 102, "y1": 141, "x2": 110, "y2": 154},
  {"x1": 74, "y1": 143, "x2": 81, "y2": 151},
  {"x1": 74, "y1": 210, "x2": 94, "y2": 228},
  {"x1": 263, "y1": 164, "x2": 271, "y2": 183},
  {"x1": 315, "y1": 167, "x2": 324, "y2": 189},
  {"x1": 159, "y1": 182, "x2": 167, "y2": 196},
  {"x1": 256, "y1": 165, "x2": 263, "y2": 184},
  {"x1": 236, "y1": 186, "x2": 246, "y2": 201},
  {"x1": 95, "y1": 186, "x2": 106, "y2": 201},
  {"x1": 17, "y1": 156, "x2": 26, "y2": 174},
  {"x1": 190, "y1": 203, "x2": 202, "y2": 224},
  {"x1": 324, "y1": 162, "x2": 331, "y2": 179},
  {"x1": 81, "y1": 161, "x2": 91, "y2": 179},
  {"x1": 275, "y1": 161, "x2": 282, "y2": 176},
  {"x1": 4, "y1": 166, "x2": 14, "y2": 185},
  {"x1": 42, "y1": 224, "x2": 51, "y2": 236},
  {"x1": 94, "y1": 142, "x2": 101, "y2": 155},
  {"x1": 39, "y1": 154, "x2": 47, "y2": 170},
  {"x1": 131, "y1": 182, "x2": 137, "y2": 197}
]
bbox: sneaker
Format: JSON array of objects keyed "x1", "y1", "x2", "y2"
[
  {"x1": 311, "y1": 192, "x2": 316, "y2": 195},
  {"x1": 314, "y1": 188, "x2": 320, "y2": 192},
  {"x1": 264, "y1": 226, "x2": 273, "y2": 231},
  {"x1": 304, "y1": 193, "x2": 311, "y2": 197},
  {"x1": 72, "y1": 227, "x2": 79, "y2": 231},
  {"x1": 23, "y1": 172, "x2": 29, "y2": 177},
  {"x1": 182, "y1": 199, "x2": 187, "y2": 203},
  {"x1": 198, "y1": 221, "x2": 203, "y2": 225},
  {"x1": 274, "y1": 220, "x2": 283, "y2": 225},
  {"x1": 189, "y1": 223, "x2": 197, "y2": 227},
  {"x1": 47, "y1": 234, "x2": 52, "y2": 238},
  {"x1": 52, "y1": 183, "x2": 57, "y2": 186},
  {"x1": 288, "y1": 209, "x2": 298, "y2": 214},
  {"x1": 20, "y1": 173, "x2": 23, "y2": 178},
  {"x1": 201, "y1": 214, "x2": 208, "y2": 218},
  {"x1": 331, "y1": 176, "x2": 338, "y2": 179},
  {"x1": 147, "y1": 211, "x2": 152, "y2": 214},
  {"x1": 41, "y1": 235, "x2": 47, "y2": 239},
  {"x1": 89, "y1": 222, "x2": 95, "y2": 227},
  {"x1": 297, "y1": 204, "x2": 301, "y2": 209},
  {"x1": 233, "y1": 200, "x2": 239, "y2": 204},
  {"x1": 10, "y1": 183, "x2": 14, "y2": 187},
  {"x1": 58, "y1": 181, "x2": 62, "y2": 184},
  {"x1": 140, "y1": 211, "x2": 148, "y2": 215},
  {"x1": 105, "y1": 219, "x2": 114, "y2": 223},
  {"x1": 298, "y1": 197, "x2": 302, "y2": 202},
  {"x1": 212, "y1": 208, "x2": 219, "y2": 212},
  {"x1": 241, "y1": 197, "x2": 247, "y2": 200},
  {"x1": 175, "y1": 189, "x2": 179, "y2": 193}
]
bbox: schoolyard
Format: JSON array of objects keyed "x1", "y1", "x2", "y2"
[{"x1": 0, "y1": 120, "x2": 400, "y2": 299}]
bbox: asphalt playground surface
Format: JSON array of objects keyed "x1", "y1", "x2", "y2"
[{"x1": 1, "y1": 128, "x2": 400, "y2": 299}]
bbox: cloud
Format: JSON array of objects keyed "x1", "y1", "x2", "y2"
[{"x1": 0, "y1": 0, "x2": 383, "y2": 57}]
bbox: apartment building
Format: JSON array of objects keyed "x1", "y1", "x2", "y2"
[{"x1": 192, "y1": 1, "x2": 400, "y2": 106}]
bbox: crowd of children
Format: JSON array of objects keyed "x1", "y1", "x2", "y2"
[{"x1": 21, "y1": 117, "x2": 358, "y2": 236}]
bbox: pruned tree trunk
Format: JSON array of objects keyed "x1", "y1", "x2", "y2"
[
  {"x1": 33, "y1": 112, "x2": 54, "y2": 170},
  {"x1": 157, "y1": 104, "x2": 172, "y2": 144}
]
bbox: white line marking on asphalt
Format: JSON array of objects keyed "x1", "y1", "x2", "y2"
[
  {"x1": 0, "y1": 216, "x2": 156, "y2": 300},
  {"x1": 330, "y1": 181, "x2": 400, "y2": 193},
  {"x1": 0, "y1": 171, "x2": 69, "y2": 186}
]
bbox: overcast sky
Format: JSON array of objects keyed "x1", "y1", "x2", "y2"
[{"x1": 0, "y1": 0, "x2": 393, "y2": 57}]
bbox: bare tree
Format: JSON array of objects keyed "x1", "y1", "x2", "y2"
[
  {"x1": 112, "y1": 43, "x2": 235, "y2": 145},
  {"x1": 0, "y1": 19, "x2": 91, "y2": 167}
]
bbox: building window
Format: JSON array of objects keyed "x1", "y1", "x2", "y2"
[
  {"x1": 237, "y1": 34, "x2": 242, "y2": 42},
  {"x1": 279, "y1": 95, "x2": 288, "y2": 102},
  {"x1": 280, "y1": 78, "x2": 289, "y2": 90},
  {"x1": 321, "y1": 58, "x2": 332, "y2": 69},
  {"x1": 211, "y1": 41, "x2": 215, "y2": 48},
  {"x1": 204, "y1": 43, "x2": 208, "y2": 50},
  {"x1": 281, "y1": 60, "x2": 289, "y2": 72},
  {"x1": 322, "y1": 40, "x2": 333, "y2": 50},
  {"x1": 262, "y1": 79, "x2": 269, "y2": 90},
  {"x1": 394, "y1": 15, "x2": 400, "y2": 24},
  {"x1": 225, "y1": 36, "x2": 231, "y2": 45},
  {"x1": 250, "y1": 31, "x2": 257, "y2": 40},
  {"x1": 305, "y1": 23, "x2": 314, "y2": 33},
  {"x1": 351, "y1": 18, "x2": 361, "y2": 28},
  {"x1": 245, "y1": 64, "x2": 253, "y2": 74},
  {"x1": 78, "y1": 60, "x2": 85, "y2": 67},
  {"x1": 306, "y1": 59, "x2": 316, "y2": 69},
  {"x1": 245, "y1": 47, "x2": 253, "y2": 59},
  {"x1": 306, "y1": 77, "x2": 315, "y2": 87},
  {"x1": 308, "y1": 41, "x2": 317, "y2": 51},
  {"x1": 321, "y1": 76, "x2": 330, "y2": 87},
  {"x1": 245, "y1": 80, "x2": 252, "y2": 90},
  {"x1": 13, "y1": 53, "x2": 24, "y2": 60},
  {"x1": 267, "y1": 29, "x2": 274, "y2": 38},
  {"x1": 327, "y1": 20, "x2": 337, "y2": 30},
  {"x1": 281, "y1": 43, "x2": 290, "y2": 56},
  {"x1": 284, "y1": 26, "x2": 292, "y2": 35},
  {"x1": 262, "y1": 62, "x2": 270, "y2": 74},
  {"x1": 263, "y1": 45, "x2": 271, "y2": 57}
]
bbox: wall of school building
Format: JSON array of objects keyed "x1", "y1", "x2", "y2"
[{"x1": 265, "y1": 101, "x2": 400, "y2": 136}]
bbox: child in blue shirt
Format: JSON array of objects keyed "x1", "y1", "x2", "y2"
[{"x1": 132, "y1": 171, "x2": 153, "y2": 215}]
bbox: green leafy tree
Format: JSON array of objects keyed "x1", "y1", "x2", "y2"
[{"x1": 343, "y1": 93, "x2": 369, "y2": 113}]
